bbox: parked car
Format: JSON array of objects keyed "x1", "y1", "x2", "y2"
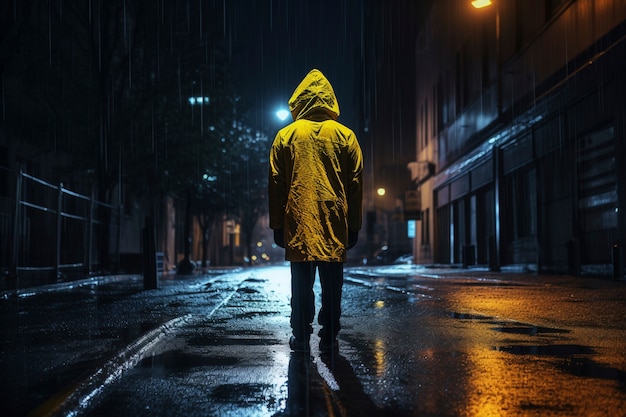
[{"x1": 369, "y1": 244, "x2": 411, "y2": 265}]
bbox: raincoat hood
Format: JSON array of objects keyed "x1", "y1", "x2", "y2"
[
  {"x1": 269, "y1": 68, "x2": 362, "y2": 262},
  {"x1": 288, "y1": 69, "x2": 340, "y2": 121}
]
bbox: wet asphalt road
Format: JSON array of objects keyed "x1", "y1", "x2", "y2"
[{"x1": 1, "y1": 265, "x2": 625, "y2": 416}]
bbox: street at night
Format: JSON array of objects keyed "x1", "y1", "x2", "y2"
[
  {"x1": 2, "y1": 1, "x2": 626, "y2": 416},
  {"x1": 2, "y1": 265, "x2": 625, "y2": 416}
]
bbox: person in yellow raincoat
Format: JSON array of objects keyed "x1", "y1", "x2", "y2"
[{"x1": 268, "y1": 69, "x2": 363, "y2": 353}]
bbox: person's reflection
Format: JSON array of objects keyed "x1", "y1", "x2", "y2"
[
  {"x1": 285, "y1": 352, "x2": 313, "y2": 415},
  {"x1": 318, "y1": 351, "x2": 380, "y2": 416},
  {"x1": 274, "y1": 351, "x2": 380, "y2": 416},
  {"x1": 273, "y1": 352, "x2": 317, "y2": 416}
]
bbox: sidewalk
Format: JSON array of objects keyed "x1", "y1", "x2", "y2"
[{"x1": 0, "y1": 269, "x2": 246, "y2": 417}]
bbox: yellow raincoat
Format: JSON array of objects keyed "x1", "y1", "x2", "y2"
[{"x1": 268, "y1": 69, "x2": 363, "y2": 262}]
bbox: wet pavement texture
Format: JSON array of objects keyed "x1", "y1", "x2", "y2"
[{"x1": 1, "y1": 265, "x2": 625, "y2": 416}]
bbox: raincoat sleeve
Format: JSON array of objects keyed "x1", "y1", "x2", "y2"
[
  {"x1": 268, "y1": 134, "x2": 287, "y2": 230},
  {"x1": 347, "y1": 135, "x2": 363, "y2": 232}
]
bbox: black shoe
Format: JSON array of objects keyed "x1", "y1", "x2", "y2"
[
  {"x1": 319, "y1": 338, "x2": 339, "y2": 354},
  {"x1": 289, "y1": 336, "x2": 310, "y2": 353}
]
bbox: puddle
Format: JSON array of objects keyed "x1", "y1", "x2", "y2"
[
  {"x1": 187, "y1": 335, "x2": 282, "y2": 346},
  {"x1": 488, "y1": 324, "x2": 569, "y2": 335},
  {"x1": 449, "y1": 311, "x2": 625, "y2": 385},
  {"x1": 558, "y1": 357, "x2": 626, "y2": 388},
  {"x1": 138, "y1": 350, "x2": 239, "y2": 369},
  {"x1": 237, "y1": 287, "x2": 260, "y2": 294},
  {"x1": 449, "y1": 312, "x2": 492, "y2": 320},
  {"x1": 231, "y1": 311, "x2": 278, "y2": 319},
  {"x1": 496, "y1": 344, "x2": 626, "y2": 386},
  {"x1": 497, "y1": 344, "x2": 595, "y2": 356},
  {"x1": 449, "y1": 311, "x2": 569, "y2": 335},
  {"x1": 210, "y1": 383, "x2": 276, "y2": 405}
]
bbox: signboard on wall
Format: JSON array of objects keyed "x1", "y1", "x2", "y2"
[
  {"x1": 404, "y1": 190, "x2": 422, "y2": 220},
  {"x1": 407, "y1": 220, "x2": 416, "y2": 238}
]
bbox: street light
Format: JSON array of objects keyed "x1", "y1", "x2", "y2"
[
  {"x1": 188, "y1": 96, "x2": 210, "y2": 105},
  {"x1": 471, "y1": 0, "x2": 492, "y2": 8},
  {"x1": 471, "y1": 0, "x2": 502, "y2": 271},
  {"x1": 275, "y1": 109, "x2": 290, "y2": 121},
  {"x1": 471, "y1": 0, "x2": 501, "y2": 116}
]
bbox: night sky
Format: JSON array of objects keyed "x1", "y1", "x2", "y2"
[
  {"x1": 229, "y1": 1, "x2": 365, "y2": 132},
  {"x1": 226, "y1": 0, "x2": 432, "y2": 200},
  {"x1": 0, "y1": 0, "x2": 432, "y2": 201}
]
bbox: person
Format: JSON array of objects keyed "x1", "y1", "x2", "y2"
[{"x1": 268, "y1": 69, "x2": 363, "y2": 353}]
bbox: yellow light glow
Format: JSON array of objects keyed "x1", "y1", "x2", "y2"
[
  {"x1": 374, "y1": 338, "x2": 386, "y2": 378},
  {"x1": 376, "y1": 187, "x2": 386, "y2": 196},
  {"x1": 374, "y1": 300, "x2": 385, "y2": 309},
  {"x1": 471, "y1": 0, "x2": 493, "y2": 8},
  {"x1": 256, "y1": 241, "x2": 263, "y2": 247}
]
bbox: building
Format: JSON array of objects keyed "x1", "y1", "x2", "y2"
[{"x1": 412, "y1": 0, "x2": 626, "y2": 276}]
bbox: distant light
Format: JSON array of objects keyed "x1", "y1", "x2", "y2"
[
  {"x1": 188, "y1": 96, "x2": 210, "y2": 105},
  {"x1": 377, "y1": 187, "x2": 386, "y2": 196},
  {"x1": 407, "y1": 220, "x2": 416, "y2": 238},
  {"x1": 202, "y1": 174, "x2": 217, "y2": 181},
  {"x1": 276, "y1": 109, "x2": 290, "y2": 121},
  {"x1": 256, "y1": 241, "x2": 263, "y2": 247},
  {"x1": 471, "y1": 0, "x2": 492, "y2": 8}
]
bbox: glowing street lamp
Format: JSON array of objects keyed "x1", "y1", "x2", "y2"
[
  {"x1": 275, "y1": 109, "x2": 290, "y2": 121},
  {"x1": 188, "y1": 96, "x2": 210, "y2": 105},
  {"x1": 471, "y1": 0, "x2": 492, "y2": 8},
  {"x1": 471, "y1": 0, "x2": 502, "y2": 270},
  {"x1": 471, "y1": 0, "x2": 501, "y2": 116}
]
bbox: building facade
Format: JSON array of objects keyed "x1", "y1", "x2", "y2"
[{"x1": 413, "y1": 0, "x2": 626, "y2": 276}]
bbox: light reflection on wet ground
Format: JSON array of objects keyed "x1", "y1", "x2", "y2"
[
  {"x1": 441, "y1": 281, "x2": 626, "y2": 416},
  {"x1": 342, "y1": 267, "x2": 626, "y2": 416}
]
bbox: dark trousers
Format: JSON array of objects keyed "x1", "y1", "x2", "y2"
[{"x1": 290, "y1": 261, "x2": 343, "y2": 341}]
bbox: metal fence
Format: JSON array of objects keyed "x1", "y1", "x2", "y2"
[{"x1": 1, "y1": 166, "x2": 120, "y2": 281}]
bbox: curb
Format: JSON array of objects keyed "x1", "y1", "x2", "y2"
[
  {"x1": 28, "y1": 314, "x2": 193, "y2": 417},
  {"x1": 0, "y1": 275, "x2": 141, "y2": 300}
]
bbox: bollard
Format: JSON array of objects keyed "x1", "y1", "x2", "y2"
[
  {"x1": 566, "y1": 239, "x2": 581, "y2": 277},
  {"x1": 612, "y1": 242, "x2": 623, "y2": 281},
  {"x1": 143, "y1": 217, "x2": 159, "y2": 290},
  {"x1": 488, "y1": 236, "x2": 500, "y2": 271},
  {"x1": 463, "y1": 244, "x2": 475, "y2": 268}
]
